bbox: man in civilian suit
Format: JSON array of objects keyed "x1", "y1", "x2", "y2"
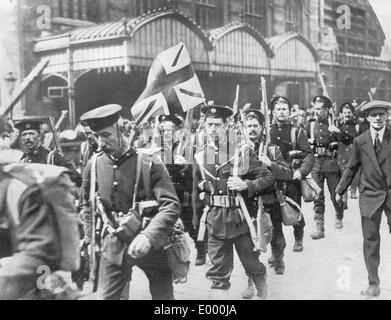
[{"x1": 336, "y1": 100, "x2": 391, "y2": 298}]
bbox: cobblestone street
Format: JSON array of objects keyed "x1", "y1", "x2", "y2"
[{"x1": 128, "y1": 190, "x2": 391, "y2": 300}]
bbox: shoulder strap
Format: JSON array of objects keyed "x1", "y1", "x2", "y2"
[
  {"x1": 47, "y1": 150, "x2": 56, "y2": 165},
  {"x1": 310, "y1": 121, "x2": 316, "y2": 141},
  {"x1": 132, "y1": 152, "x2": 143, "y2": 210},
  {"x1": 355, "y1": 124, "x2": 360, "y2": 135}
]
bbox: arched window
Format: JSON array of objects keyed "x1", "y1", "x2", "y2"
[
  {"x1": 244, "y1": 0, "x2": 267, "y2": 35},
  {"x1": 378, "y1": 79, "x2": 386, "y2": 100},
  {"x1": 344, "y1": 77, "x2": 354, "y2": 100},
  {"x1": 285, "y1": 0, "x2": 303, "y2": 33}
]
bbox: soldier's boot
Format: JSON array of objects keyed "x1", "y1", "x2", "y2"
[
  {"x1": 241, "y1": 277, "x2": 255, "y2": 300},
  {"x1": 268, "y1": 255, "x2": 275, "y2": 267},
  {"x1": 254, "y1": 275, "x2": 267, "y2": 300},
  {"x1": 274, "y1": 256, "x2": 285, "y2": 275},
  {"x1": 195, "y1": 241, "x2": 206, "y2": 266},
  {"x1": 311, "y1": 224, "x2": 325, "y2": 240},
  {"x1": 293, "y1": 239, "x2": 303, "y2": 252},
  {"x1": 335, "y1": 218, "x2": 343, "y2": 230}
]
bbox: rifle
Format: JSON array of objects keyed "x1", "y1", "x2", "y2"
[
  {"x1": 256, "y1": 77, "x2": 272, "y2": 253},
  {"x1": 259, "y1": 77, "x2": 270, "y2": 157},
  {"x1": 231, "y1": 95, "x2": 261, "y2": 252},
  {"x1": 44, "y1": 110, "x2": 68, "y2": 150},
  {"x1": 49, "y1": 116, "x2": 63, "y2": 155},
  {"x1": 317, "y1": 70, "x2": 336, "y2": 127}
]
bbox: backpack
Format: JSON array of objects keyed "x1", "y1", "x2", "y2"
[{"x1": 2, "y1": 163, "x2": 81, "y2": 272}]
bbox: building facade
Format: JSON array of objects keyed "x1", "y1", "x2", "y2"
[{"x1": 4, "y1": 0, "x2": 391, "y2": 127}]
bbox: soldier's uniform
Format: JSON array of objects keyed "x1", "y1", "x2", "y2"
[
  {"x1": 193, "y1": 105, "x2": 275, "y2": 296},
  {"x1": 80, "y1": 105, "x2": 181, "y2": 300},
  {"x1": 306, "y1": 96, "x2": 345, "y2": 238},
  {"x1": 154, "y1": 114, "x2": 207, "y2": 265},
  {"x1": 337, "y1": 103, "x2": 359, "y2": 203},
  {"x1": 14, "y1": 119, "x2": 77, "y2": 171},
  {"x1": 269, "y1": 97, "x2": 315, "y2": 251},
  {"x1": 0, "y1": 160, "x2": 80, "y2": 300}
]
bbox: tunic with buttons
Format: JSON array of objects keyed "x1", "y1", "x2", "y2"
[
  {"x1": 82, "y1": 148, "x2": 180, "y2": 265},
  {"x1": 194, "y1": 144, "x2": 275, "y2": 239},
  {"x1": 20, "y1": 145, "x2": 76, "y2": 170},
  {"x1": 305, "y1": 118, "x2": 341, "y2": 173},
  {"x1": 270, "y1": 122, "x2": 314, "y2": 178}
]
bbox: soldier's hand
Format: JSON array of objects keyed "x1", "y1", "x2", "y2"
[
  {"x1": 259, "y1": 154, "x2": 272, "y2": 167},
  {"x1": 227, "y1": 177, "x2": 248, "y2": 192},
  {"x1": 128, "y1": 234, "x2": 152, "y2": 259},
  {"x1": 293, "y1": 170, "x2": 302, "y2": 181}
]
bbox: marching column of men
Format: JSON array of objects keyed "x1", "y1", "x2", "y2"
[{"x1": 3, "y1": 92, "x2": 391, "y2": 300}]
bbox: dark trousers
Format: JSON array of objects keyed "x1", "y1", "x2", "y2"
[
  {"x1": 206, "y1": 233, "x2": 266, "y2": 290},
  {"x1": 98, "y1": 249, "x2": 174, "y2": 300},
  {"x1": 182, "y1": 205, "x2": 207, "y2": 255},
  {"x1": 312, "y1": 171, "x2": 344, "y2": 225},
  {"x1": 361, "y1": 205, "x2": 391, "y2": 287},
  {"x1": 286, "y1": 180, "x2": 306, "y2": 241},
  {"x1": 266, "y1": 202, "x2": 286, "y2": 259}
]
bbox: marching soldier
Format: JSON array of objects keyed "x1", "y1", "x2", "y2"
[
  {"x1": 306, "y1": 96, "x2": 345, "y2": 240},
  {"x1": 336, "y1": 101, "x2": 391, "y2": 297},
  {"x1": 193, "y1": 104, "x2": 275, "y2": 299},
  {"x1": 270, "y1": 96, "x2": 315, "y2": 252},
  {"x1": 14, "y1": 117, "x2": 76, "y2": 170},
  {"x1": 0, "y1": 124, "x2": 80, "y2": 299},
  {"x1": 242, "y1": 108, "x2": 292, "y2": 281},
  {"x1": 80, "y1": 104, "x2": 181, "y2": 300},
  {"x1": 153, "y1": 114, "x2": 207, "y2": 266},
  {"x1": 337, "y1": 102, "x2": 359, "y2": 204}
]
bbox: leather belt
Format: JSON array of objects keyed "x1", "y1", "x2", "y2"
[{"x1": 210, "y1": 195, "x2": 240, "y2": 208}]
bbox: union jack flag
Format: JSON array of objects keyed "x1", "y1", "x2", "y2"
[{"x1": 130, "y1": 42, "x2": 205, "y2": 126}]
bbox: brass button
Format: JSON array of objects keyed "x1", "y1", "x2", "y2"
[
  {"x1": 113, "y1": 165, "x2": 118, "y2": 170},
  {"x1": 219, "y1": 190, "x2": 223, "y2": 194},
  {"x1": 113, "y1": 181, "x2": 119, "y2": 187}
]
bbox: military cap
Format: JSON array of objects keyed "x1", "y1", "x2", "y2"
[
  {"x1": 360, "y1": 100, "x2": 391, "y2": 114},
  {"x1": 14, "y1": 116, "x2": 43, "y2": 132},
  {"x1": 339, "y1": 102, "x2": 355, "y2": 114},
  {"x1": 158, "y1": 114, "x2": 183, "y2": 126},
  {"x1": 270, "y1": 96, "x2": 292, "y2": 110},
  {"x1": 312, "y1": 95, "x2": 332, "y2": 109},
  {"x1": 201, "y1": 105, "x2": 233, "y2": 120},
  {"x1": 243, "y1": 109, "x2": 265, "y2": 124},
  {"x1": 80, "y1": 104, "x2": 122, "y2": 132}
]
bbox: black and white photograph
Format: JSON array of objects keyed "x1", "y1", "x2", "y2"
[{"x1": 1, "y1": 0, "x2": 391, "y2": 305}]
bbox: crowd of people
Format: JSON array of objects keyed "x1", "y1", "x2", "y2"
[{"x1": 1, "y1": 93, "x2": 391, "y2": 300}]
